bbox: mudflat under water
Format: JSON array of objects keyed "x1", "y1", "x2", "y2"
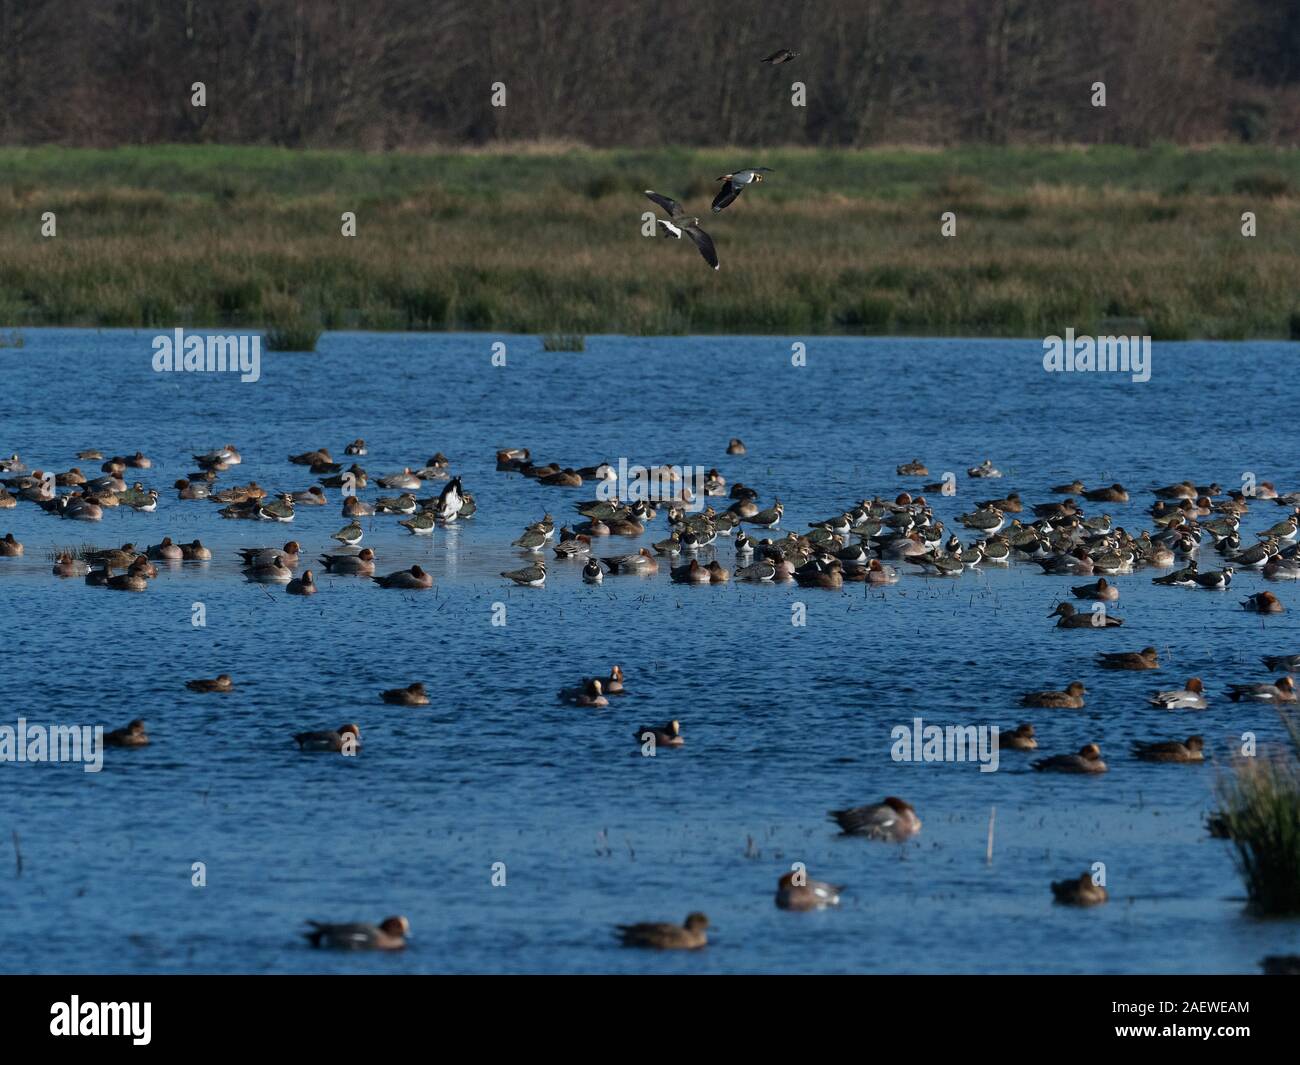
[{"x1": 0, "y1": 329, "x2": 1297, "y2": 973}]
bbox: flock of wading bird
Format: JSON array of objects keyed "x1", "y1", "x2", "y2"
[{"x1": 3, "y1": 437, "x2": 1300, "y2": 948}]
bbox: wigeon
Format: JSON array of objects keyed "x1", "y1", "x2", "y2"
[
  {"x1": 1132, "y1": 735, "x2": 1204, "y2": 763},
  {"x1": 181, "y1": 539, "x2": 212, "y2": 561},
  {"x1": 239, "y1": 542, "x2": 301, "y2": 567},
  {"x1": 998, "y1": 723, "x2": 1038, "y2": 750},
  {"x1": 670, "y1": 559, "x2": 712, "y2": 582},
  {"x1": 286, "y1": 570, "x2": 318, "y2": 595},
  {"x1": 381, "y1": 682, "x2": 429, "y2": 706},
  {"x1": 372, "y1": 565, "x2": 433, "y2": 589},
  {"x1": 319, "y1": 548, "x2": 376, "y2": 575},
  {"x1": 828, "y1": 797, "x2": 921, "y2": 841},
  {"x1": 52, "y1": 552, "x2": 85, "y2": 577},
  {"x1": 104, "y1": 719, "x2": 149, "y2": 748},
  {"x1": 1097, "y1": 647, "x2": 1160, "y2": 670},
  {"x1": 865, "y1": 559, "x2": 900, "y2": 583},
  {"x1": 0, "y1": 532, "x2": 23, "y2": 556},
  {"x1": 605, "y1": 549, "x2": 656, "y2": 575},
  {"x1": 1020, "y1": 682, "x2": 1087, "y2": 708},
  {"x1": 1072, "y1": 577, "x2": 1119, "y2": 601},
  {"x1": 186, "y1": 674, "x2": 234, "y2": 693},
  {"x1": 776, "y1": 870, "x2": 844, "y2": 911},
  {"x1": 146, "y1": 537, "x2": 183, "y2": 561},
  {"x1": 1081, "y1": 484, "x2": 1130, "y2": 503},
  {"x1": 1049, "y1": 602, "x2": 1123, "y2": 628},
  {"x1": 304, "y1": 915, "x2": 408, "y2": 950},
  {"x1": 1051, "y1": 872, "x2": 1108, "y2": 906},
  {"x1": 293, "y1": 723, "x2": 361, "y2": 752},
  {"x1": 105, "y1": 573, "x2": 148, "y2": 592},
  {"x1": 1226, "y1": 676, "x2": 1295, "y2": 703},
  {"x1": 616, "y1": 913, "x2": 709, "y2": 950},
  {"x1": 1148, "y1": 678, "x2": 1207, "y2": 710},
  {"x1": 1031, "y1": 743, "x2": 1107, "y2": 773},
  {"x1": 1261, "y1": 654, "x2": 1300, "y2": 672},
  {"x1": 1242, "y1": 591, "x2": 1284, "y2": 613},
  {"x1": 246, "y1": 555, "x2": 293, "y2": 583}
]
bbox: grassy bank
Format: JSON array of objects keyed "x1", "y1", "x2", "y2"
[{"x1": 2, "y1": 144, "x2": 1300, "y2": 337}]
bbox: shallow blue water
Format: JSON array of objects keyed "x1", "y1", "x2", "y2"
[{"x1": 0, "y1": 328, "x2": 1297, "y2": 973}]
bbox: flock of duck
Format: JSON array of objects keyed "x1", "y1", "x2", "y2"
[{"x1": 3, "y1": 439, "x2": 1298, "y2": 948}]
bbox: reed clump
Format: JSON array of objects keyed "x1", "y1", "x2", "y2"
[{"x1": 1214, "y1": 710, "x2": 1300, "y2": 915}]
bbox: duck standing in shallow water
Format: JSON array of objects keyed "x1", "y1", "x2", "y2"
[
  {"x1": 615, "y1": 913, "x2": 709, "y2": 950},
  {"x1": 828, "y1": 797, "x2": 921, "y2": 840},
  {"x1": 304, "y1": 915, "x2": 408, "y2": 950}
]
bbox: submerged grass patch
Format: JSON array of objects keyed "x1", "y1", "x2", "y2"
[{"x1": 2, "y1": 145, "x2": 1300, "y2": 337}]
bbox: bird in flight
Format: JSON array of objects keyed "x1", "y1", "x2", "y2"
[
  {"x1": 713, "y1": 168, "x2": 773, "y2": 213},
  {"x1": 761, "y1": 49, "x2": 799, "y2": 65},
  {"x1": 644, "y1": 190, "x2": 719, "y2": 270}
]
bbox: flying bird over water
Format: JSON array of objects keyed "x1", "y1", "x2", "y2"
[
  {"x1": 712, "y1": 168, "x2": 773, "y2": 213},
  {"x1": 761, "y1": 48, "x2": 798, "y2": 64},
  {"x1": 644, "y1": 190, "x2": 719, "y2": 271}
]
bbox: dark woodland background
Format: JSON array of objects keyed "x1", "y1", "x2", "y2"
[{"x1": 1, "y1": 0, "x2": 1298, "y2": 148}]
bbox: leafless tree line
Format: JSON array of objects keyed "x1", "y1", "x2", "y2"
[{"x1": 1, "y1": 0, "x2": 1297, "y2": 147}]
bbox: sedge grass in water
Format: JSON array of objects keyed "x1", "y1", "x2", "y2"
[
  {"x1": 1215, "y1": 711, "x2": 1300, "y2": 916},
  {"x1": 3, "y1": 145, "x2": 1300, "y2": 338}
]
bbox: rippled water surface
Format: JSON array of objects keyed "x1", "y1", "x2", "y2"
[{"x1": 1, "y1": 329, "x2": 1298, "y2": 973}]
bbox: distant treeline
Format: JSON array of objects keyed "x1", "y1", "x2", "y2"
[{"x1": 1, "y1": 0, "x2": 1298, "y2": 148}]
